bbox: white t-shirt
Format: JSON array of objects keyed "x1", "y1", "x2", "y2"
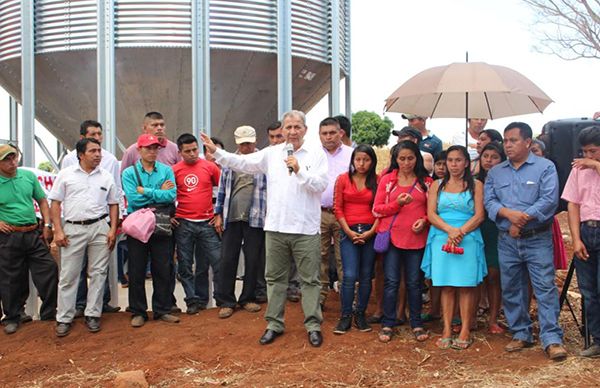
[{"x1": 452, "y1": 130, "x2": 479, "y2": 160}]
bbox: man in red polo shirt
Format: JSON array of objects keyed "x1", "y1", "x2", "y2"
[{"x1": 172, "y1": 134, "x2": 222, "y2": 314}]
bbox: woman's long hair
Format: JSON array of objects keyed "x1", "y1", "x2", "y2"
[
  {"x1": 439, "y1": 145, "x2": 474, "y2": 196},
  {"x1": 386, "y1": 140, "x2": 429, "y2": 192},
  {"x1": 349, "y1": 144, "x2": 378, "y2": 205},
  {"x1": 476, "y1": 142, "x2": 506, "y2": 183}
]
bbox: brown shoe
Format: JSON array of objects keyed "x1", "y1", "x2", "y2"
[
  {"x1": 242, "y1": 302, "x2": 261, "y2": 313},
  {"x1": 545, "y1": 344, "x2": 568, "y2": 361},
  {"x1": 504, "y1": 339, "x2": 534, "y2": 352},
  {"x1": 219, "y1": 307, "x2": 234, "y2": 319},
  {"x1": 159, "y1": 314, "x2": 180, "y2": 323}
]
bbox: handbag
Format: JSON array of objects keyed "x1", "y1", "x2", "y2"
[
  {"x1": 374, "y1": 179, "x2": 418, "y2": 253},
  {"x1": 132, "y1": 165, "x2": 175, "y2": 237},
  {"x1": 121, "y1": 208, "x2": 156, "y2": 243}
]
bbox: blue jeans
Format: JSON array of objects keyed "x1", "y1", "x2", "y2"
[
  {"x1": 117, "y1": 240, "x2": 128, "y2": 284},
  {"x1": 174, "y1": 219, "x2": 221, "y2": 307},
  {"x1": 339, "y1": 224, "x2": 376, "y2": 316},
  {"x1": 574, "y1": 223, "x2": 600, "y2": 346},
  {"x1": 382, "y1": 246, "x2": 424, "y2": 328},
  {"x1": 498, "y1": 230, "x2": 563, "y2": 348}
]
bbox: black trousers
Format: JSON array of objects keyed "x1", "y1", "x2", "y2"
[
  {"x1": 127, "y1": 234, "x2": 173, "y2": 319},
  {"x1": 0, "y1": 230, "x2": 58, "y2": 323},
  {"x1": 219, "y1": 221, "x2": 264, "y2": 308}
]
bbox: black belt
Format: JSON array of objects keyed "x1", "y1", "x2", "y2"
[
  {"x1": 517, "y1": 223, "x2": 552, "y2": 239},
  {"x1": 582, "y1": 220, "x2": 600, "y2": 228},
  {"x1": 66, "y1": 214, "x2": 108, "y2": 226}
]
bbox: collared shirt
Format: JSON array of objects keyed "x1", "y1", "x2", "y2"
[
  {"x1": 122, "y1": 160, "x2": 176, "y2": 213},
  {"x1": 48, "y1": 164, "x2": 119, "y2": 221},
  {"x1": 213, "y1": 141, "x2": 328, "y2": 235},
  {"x1": 61, "y1": 148, "x2": 121, "y2": 191},
  {"x1": 484, "y1": 152, "x2": 558, "y2": 231},
  {"x1": 561, "y1": 164, "x2": 600, "y2": 222},
  {"x1": 0, "y1": 168, "x2": 46, "y2": 226},
  {"x1": 215, "y1": 167, "x2": 267, "y2": 229},
  {"x1": 120, "y1": 139, "x2": 182, "y2": 173},
  {"x1": 321, "y1": 143, "x2": 353, "y2": 208},
  {"x1": 420, "y1": 133, "x2": 442, "y2": 157}
]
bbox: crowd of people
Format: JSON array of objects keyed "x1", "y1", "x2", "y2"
[{"x1": 1, "y1": 109, "x2": 600, "y2": 361}]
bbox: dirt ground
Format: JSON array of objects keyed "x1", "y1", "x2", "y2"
[{"x1": 1, "y1": 213, "x2": 597, "y2": 387}]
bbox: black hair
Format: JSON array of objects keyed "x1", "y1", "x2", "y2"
[
  {"x1": 395, "y1": 126, "x2": 422, "y2": 145},
  {"x1": 348, "y1": 144, "x2": 378, "y2": 205},
  {"x1": 439, "y1": 145, "x2": 475, "y2": 197},
  {"x1": 504, "y1": 122, "x2": 532, "y2": 140},
  {"x1": 203, "y1": 137, "x2": 225, "y2": 154},
  {"x1": 79, "y1": 120, "x2": 102, "y2": 137},
  {"x1": 176, "y1": 133, "x2": 198, "y2": 150},
  {"x1": 432, "y1": 150, "x2": 447, "y2": 179},
  {"x1": 334, "y1": 115, "x2": 351, "y2": 138},
  {"x1": 75, "y1": 138, "x2": 101, "y2": 161},
  {"x1": 578, "y1": 126, "x2": 600, "y2": 147},
  {"x1": 476, "y1": 142, "x2": 506, "y2": 183},
  {"x1": 319, "y1": 117, "x2": 340, "y2": 129},
  {"x1": 481, "y1": 129, "x2": 503, "y2": 143},
  {"x1": 386, "y1": 140, "x2": 429, "y2": 192},
  {"x1": 267, "y1": 121, "x2": 281, "y2": 132},
  {"x1": 144, "y1": 111, "x2": 164, "y2": 121}
]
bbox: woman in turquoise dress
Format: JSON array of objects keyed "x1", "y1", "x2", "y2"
[{"x1": 421, "y1": 145, "x2": 486, "y2": 350}]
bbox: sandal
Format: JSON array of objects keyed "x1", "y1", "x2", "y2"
[
  {"x1": 413, "y1": 327, "x2": 430, "y2": 342},
  {"x1": 436, "y1": 337, "x2": 452, "y2": 350},
  {"x1": 451, "y1": 338, "x2": 473, "y2": 350},
  {"x1": 378, "y1": 327, "x2": 394, "y2": 343}
]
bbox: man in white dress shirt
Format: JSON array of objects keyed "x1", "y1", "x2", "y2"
[
  {"x1": 50, "y1": 138, "x2": 119, "y2": 337},
  {"x1": 201, "y1": 110, "x2": 328, "y2": 347}
]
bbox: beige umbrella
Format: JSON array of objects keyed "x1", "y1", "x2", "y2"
[{"x1": 384, "y1": 62, "x2": 553, "y2": 120}]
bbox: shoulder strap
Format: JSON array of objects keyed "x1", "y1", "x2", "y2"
[{"x1": 133, "y1": 163, "x2": 143, "y2": 187}]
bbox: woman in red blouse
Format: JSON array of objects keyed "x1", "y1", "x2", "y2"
[
  {"x1": 373, "y1": 141, "x2": 432, "y2": 343},
  {"x1": 332, "y1": 145, "x2": 379, "y2": 334}
]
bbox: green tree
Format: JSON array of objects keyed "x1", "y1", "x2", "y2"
[
  {"x1": 37, "y1": 161, "x2": 54, "y2": 173},
  {"x1": 351, "y1": 110, "x2": 394, "y2": 147}
]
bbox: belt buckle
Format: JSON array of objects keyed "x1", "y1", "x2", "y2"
[{"x1": 586, "y1": 220, "x2": 600, "y2": 228}]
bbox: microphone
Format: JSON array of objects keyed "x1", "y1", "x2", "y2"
[{"x1": 285, "y1": 143, "x2": 294, "y2": 175}]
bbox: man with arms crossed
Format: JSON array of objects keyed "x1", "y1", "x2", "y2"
[{"x1": 202, "y1": 110, "x2": 328, "y2": 347}]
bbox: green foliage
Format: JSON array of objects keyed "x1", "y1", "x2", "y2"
[
  {"x1": 37, "y1": 161, "x2": 54, "y2": 173},
  {"x1": 351, "y1": 111, "x2": 394, "y2": 147}
]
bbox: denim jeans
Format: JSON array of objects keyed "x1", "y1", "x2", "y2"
[
  {"x1": 382, "y1": 246, "x2": 424, "y2": 328},
  {"x1": 75, "y1": 252, "x2": 111, "y2": 310},
  {"x1": 174, "y1": 219, "x2": 221, "y2": 307},
  {"x1": 574, "y1": 223, "x2": 600, "y2": 346},
  {"x1": 339, "y1": 224, "x2": 376, "y2": 316},
  {"x1": 117, "y1": 240, "x2": 128, "y2": 284},
  {"x1": 498, "y1": 230, "x2": 563, "y2": 348}
]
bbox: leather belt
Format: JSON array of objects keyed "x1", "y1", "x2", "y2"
[
  {"x1": 582, "y1": 220, "x2": 600, "y2": 228},
  {"x1": 66, "y1": 214, "x2": 108, "y2": 226},
  {"x1": 321, "y1": 207, "x2": 333, "y2": 213},
  {"x1": 518, "y1": 223, "x2": 552, "y2": 239},
  {"x1": 11, "y1": 224, "x2": 38, "y2": 233}
]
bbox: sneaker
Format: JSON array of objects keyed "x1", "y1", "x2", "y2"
[
  {"x1": 131, "y1": 315, "x2": 145, "y2": 328},
  {"x1": 55, "y1": 322, "x2": 72, "y2": 337},
  {"x1": 354, "y1": 312, "x2": 372, "y2": 332},
  {"x1": 159, "y1": 314, "x2": 180, "y2": 323},
  {"x1": 242, "y1": 302, "x2": 261, "y2": 313},
  {"x1": 333, "y1": 315, "x2": 352, "y2": 335},
  {"x1": 4, "y1": 322, "x2": 19, "y2": 335},
  {"x1": 219, "y1": 307, "x2": 234, "y2": 319},
  {"x1": 85, "y1": 316, "x2": 101, "y2": 333},
  {"x1": 580, "y1": 344, "x2": 600, "y2": 358}
]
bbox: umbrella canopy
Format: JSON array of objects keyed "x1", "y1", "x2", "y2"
[{"x1": 384, "y1": 62, "x2": 553, "y2": 120}]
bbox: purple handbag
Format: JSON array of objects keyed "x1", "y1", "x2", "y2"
[{"x1": 373, "y1": 180, "x2": 418, "y2": 253}]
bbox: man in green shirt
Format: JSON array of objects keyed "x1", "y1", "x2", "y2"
[{"x1": 0, "y1": 145, "x2": 58, "y2": 335}]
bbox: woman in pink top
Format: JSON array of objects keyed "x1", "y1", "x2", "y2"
[
  {"x1": 332, "y1": 145, "x2": 379, "y2": 334},
  {"x1": 373, "y1": 141, "x2": 432, "y2": 343}
]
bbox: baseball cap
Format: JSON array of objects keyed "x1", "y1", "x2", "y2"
[
  {"x1": 0, "y1": 144, "x2": 18, "y2": 160},
  {"x1": 392, "y1": 126, "x2": 422, "y2": 140},
  {"x1": 234, "y1": 125, "x2": 256, "y2": 144},
  {"x1": 401, "y1": 113, "x2": 427, "y2": 120},
  {"x1": 137, "y1": 134, "x2": 162, "y2": 148}
]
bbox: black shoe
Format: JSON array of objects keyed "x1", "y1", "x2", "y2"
[
  {"x1": 171, "y1": 306, "x2": 182, "y2": 314},
  {"x1": 102, "y1": 304, "x2": 121, "y2": 313},
  {"x1": 19, "y1": 311, "x2": 33, "y2": 324},
  {"x1": 259, "y1": 329, "x2": 282, "y2": 345},
  {"x1": 55, "y1": 322, "x2": 72, "y2": 337},
  {"x1": 354, "y1": 312, "x2": 372, "y2": 332},
  {"x1": 85, "y1": 316, "x2": 101, "y2": 333},
  {"x1": 333, "y1": 315, "x2": 352, "y2": 335},
  {"x1": 256, "y1": 295, "x2": 268, "y2": 304},
  {"x1": 74, "y1": 308, "x2": 84, "y2": 319},
  {"x1": 4, "y1": 321, "x2": 19, "y2": 335},
  {"x1": 366, "y1": 314, "x2": 383, "y2": 324},
  {"x1": 186, "y1": 304, "x2": 201, "y2": 315},
  {"x1": 308, "y1": 331, "x2": 323, "y2": 347}
]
